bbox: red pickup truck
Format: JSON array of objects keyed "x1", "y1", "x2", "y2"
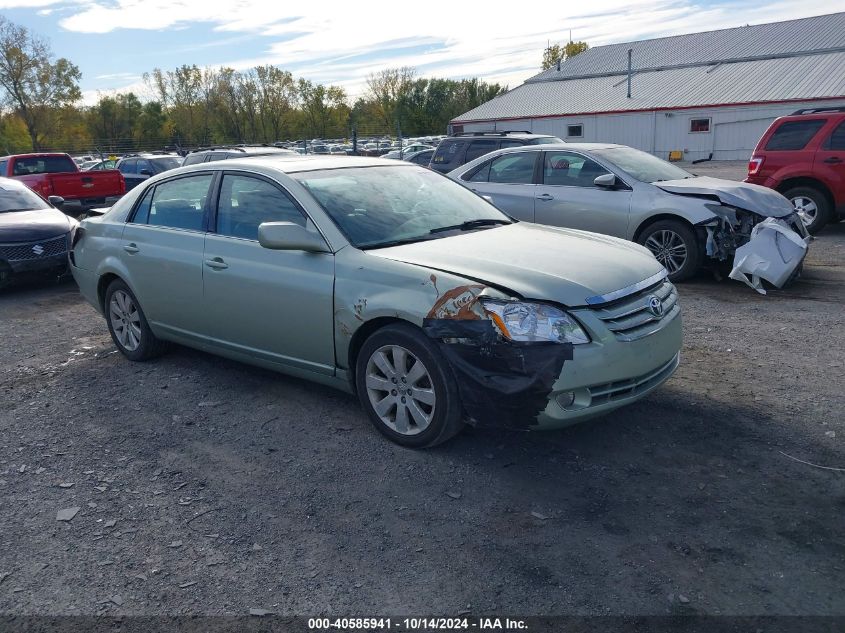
[
  {"x1": 745, "y1": 108, "x2": 845, "y2": 234},
  {"x1": 0, "y1": 153, "x2": 125, "y2": 206}
]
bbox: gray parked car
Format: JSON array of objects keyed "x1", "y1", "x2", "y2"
[
  {"x1": 69, "y1": 155, "x2": 682, "y2": 447},
  {"x1": 448, "y1": 143, "x2": 809, "y2": 282}
]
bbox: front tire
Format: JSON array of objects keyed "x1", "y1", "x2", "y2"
[
  {"x1": 783, "y1": 186, "x2": 830, "y2": 234},
  {"x1": 355, "y1": 323, "x2": 465, "y2": 448},
  {"x1": 104, "y1": 279, "x2": 167, "y2": 361},
  {"x1": 638, "y1": 219, "x2": 702, "y2": 282}
]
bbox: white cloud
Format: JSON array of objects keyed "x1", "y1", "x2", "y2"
[{"x1": 57, "y1": 0, "x2": 840, "y2": 100}]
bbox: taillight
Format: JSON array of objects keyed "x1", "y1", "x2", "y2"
[{"x1": 748, "y1": 156, "x2": 764, "y2": 176}]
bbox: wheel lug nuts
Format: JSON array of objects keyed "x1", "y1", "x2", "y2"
[
  {"x1": 391, "y1": 389, "x2": 397, "y2": 396},
  {"x1": 401, "y1": 396, "x2": 406, "y2": 403}
]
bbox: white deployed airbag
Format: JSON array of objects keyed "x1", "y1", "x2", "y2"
[{"x1": 729, "y1": 218, "x2": 809, "y2": 294}]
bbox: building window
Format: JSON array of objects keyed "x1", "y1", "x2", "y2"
[
  {"x1": 567, "y1": 124, "x2": 583, "y2": 138},
  {"x1": 689, "y1": 118, "x2": 711, "y2": 133}
]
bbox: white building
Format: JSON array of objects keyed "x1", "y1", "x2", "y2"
[{"x1": 451, "y1": 12, "x2": 845, "y2": 161}]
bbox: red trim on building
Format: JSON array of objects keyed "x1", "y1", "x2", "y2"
[{"x1": 450, "y1": 95, "x2": 845, "y2": 124}]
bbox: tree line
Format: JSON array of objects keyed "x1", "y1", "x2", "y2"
[{"x1": 0, "y1": 17, "x2": 508, "y2": 154}]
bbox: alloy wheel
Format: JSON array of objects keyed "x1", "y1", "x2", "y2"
[
  {"x1": 109, "y1": 289, "x2": 142, "y2": 352},
  {"x1": 365, "y1": 344, "x2": 436, "y2": 436},
  {"x1": 791, "y1": 196, "x2": 818, "y2": 227},
  {"x1": 645, "y1": 230, "x2": 688, "y2": 274}
]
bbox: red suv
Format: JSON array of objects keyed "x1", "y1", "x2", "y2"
[{"x1": 746, "y1": 107, "x2": 845, "y2": 234}]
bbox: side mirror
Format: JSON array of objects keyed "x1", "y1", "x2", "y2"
[
  {"x1": 594, "y1": 173, "x2": 618, "y2": 189},
  {"x1": 48, "y1": 195, "x2": 65, "y2": 207},
  {"x1": 139, "y1": 169, "x2": 153, "y2": 176},
  {"x1": 258, "y1": 222, "x2": 329, "y2": 253}
]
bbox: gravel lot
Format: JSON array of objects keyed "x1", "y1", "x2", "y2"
[{"x1": 1, "y1": 218, "x2": 843, "y2": 616}]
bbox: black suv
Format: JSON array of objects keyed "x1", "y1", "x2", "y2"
[
  {"x1": 182, "y1": 145, "x2": 295, "y2": 167},
  {"x1": 429, "y1": 131, "x2": 563, "y2": 173}
]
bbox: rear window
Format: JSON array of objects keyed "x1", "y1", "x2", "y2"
[
  {"x1": 765, "y1": 120, "x2": 826, "y2": 151},
  {"x1": 431, "y1": 140, "x2": 467, "y2": 165},
  {"x1": 528, "y1": 136, "x2": 564, "y2": 145},
  {"x1": 12, "y1": 155, "x2": 76, "y2": 175}
]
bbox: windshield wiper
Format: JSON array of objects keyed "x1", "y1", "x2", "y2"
[
  {"x1": 358, "y1": 235, "x2": 440, "y2": 250},
  {"x1": 429, "y1": 218, "x2": 511, "y2": 234}
]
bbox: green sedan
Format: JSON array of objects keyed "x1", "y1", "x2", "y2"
[{"x1": 69, "y1": 155, "x2": 682, "y2": 447}]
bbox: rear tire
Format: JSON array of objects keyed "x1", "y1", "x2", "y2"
[
  {"x1": 355, "y1": 323, "x2": 465, "y2": 448},
  {"x1": 104, "y1": 279, "x2": 167, "y2": 361},
  {"x1": 783, "y1": 186, "x2": 830, "y2": 235},
  {"x1": 637, "y1": 219, "x2": 702, "y2": 282}
]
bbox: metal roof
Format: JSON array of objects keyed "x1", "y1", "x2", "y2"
[
  {"x1": 454, "y1": 14, "x2": 845, "y2": 123},
  {"x1": 529, "y1": 12, "x2": 845, "y2": 83}
]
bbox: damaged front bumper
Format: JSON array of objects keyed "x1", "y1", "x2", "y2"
[
  {"x1": 728, "y1": 217, "x2": 811, "y2": 294},
  {"x1": 699, "y1": 207, "x2": 810, "y2": 292},
  {"x1": 421, "y1": 280, "x2": 683, "y2": 430}
]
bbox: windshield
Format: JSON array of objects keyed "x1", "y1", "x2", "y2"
[
  {"x1": 151, "y1": 157, "x2": 182, "y2": 173},
  {"x1": 294, "y1": 165, "x2": 511, "y2": 248},
  {"x1": 0, "y1": 180, "x2": 50, "y2": 213},
  {"x1": 590, "y1": 146, "x2": 693, "y2": 183}
]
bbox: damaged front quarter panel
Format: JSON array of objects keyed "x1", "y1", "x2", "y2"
[{"x1": 334, "y1": 248, "x2": 573, "y2": 429}]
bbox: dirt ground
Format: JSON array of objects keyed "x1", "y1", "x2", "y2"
[{"x1": 0, "y1": 223, "x2": 843, "y2": 617}]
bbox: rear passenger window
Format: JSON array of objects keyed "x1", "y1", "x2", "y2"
[
  {"x1": 464, "y1": 140, "x2": 498, "y2": 163},
  {"x1": 499, "y1": 140, "x2": 523, "y2": 149},
  {"x1": 765, "y1": 120, "x2": 826, "y2": 151},
  {"x1": 119, "y1": 160, "x2": 136, "y2": 174},
  {"x1": 431, "y1": 140, "x2": 466, "y2": 165},
  {"x1": 216, "y1": 174, "x2": 306, "y2": 240},
  {"x1": 146, "y1": 175, "x2": 213, "y2": 231},
  {"x1": 488, "y1": 153, "x2": 536, "y2": 184},
  {"x1": 826, "y1": 121, "x2": 845, "y2": 150}
]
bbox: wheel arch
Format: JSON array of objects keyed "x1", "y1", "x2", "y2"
[
  {"x1": 96, "y1": 272, "x2": 123, "y2": 312},
  {"x1": 776, "y1": 177, "x2": 834, "y2": 210},
  {"x1": 633, "y1": 213, "x2": 699, "y2": 242},
  {"x1": 346, "y1": 316, "x2": 413, "y2": 389}
]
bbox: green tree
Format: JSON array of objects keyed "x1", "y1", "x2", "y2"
[
  {"x1": 0, "y1": 17, "x2": 81, "y2": 150},
  {"x1": 542, "y1": 40, "x2": 589, "y2": 70}
]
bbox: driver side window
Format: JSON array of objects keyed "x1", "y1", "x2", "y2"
[{"x1": 543, "y1": 151, "x2": 610, "y2": 188}]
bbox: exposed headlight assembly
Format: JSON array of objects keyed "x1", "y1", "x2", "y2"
[{"x1": 480, "y1": 299, "x2": 590, "y2": 345}]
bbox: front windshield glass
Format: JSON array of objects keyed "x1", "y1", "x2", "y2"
[
  {"x1": 590, "y1": 146, "x2": 693, "y2": 183},
  {"x1": 0, "y1": 180, "x2": 50, "y2": 213},
  {"x1": 294, "y1": 165, "x2": 511, "y2": 249}
]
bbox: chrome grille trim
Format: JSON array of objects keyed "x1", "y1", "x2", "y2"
[
  {"x1": 0, "y1": 234, "x2": 69, "y2": 262},
  {"x1": 584, "y1": 269, "x2": 668, "y2": 306},
  {"x1": 590, "y1": 280, "x2": 679, "y2": 342}
]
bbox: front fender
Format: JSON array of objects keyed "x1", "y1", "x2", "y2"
[{"x1": 333, "y1": 247, "x2": 507, "y2": 369}]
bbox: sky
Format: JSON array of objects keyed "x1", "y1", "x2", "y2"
[{"x1": 0, "y1": 0, "x2": 840, "y2": 104}]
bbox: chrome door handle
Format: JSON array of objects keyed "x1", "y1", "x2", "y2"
[
  {"x1": 536, "y1": 193, "x2": 554, "y2": 201},
  {"x1": 123, "y1": 243, "x2": 139, "y2": 254},
  {"x1": 204, "y1": 258, "x2": 228, "y2": 270}
]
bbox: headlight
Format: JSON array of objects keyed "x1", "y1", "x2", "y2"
[{"x1": 480, "y1": 299, "x2": 590, "y2": 344}]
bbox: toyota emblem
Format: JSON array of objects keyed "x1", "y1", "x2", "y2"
[
  {"x1": 647, "y1": 296, "x2": 663, "y2": 317},
  {"x1": 32, "y1": 244, "x2": 44, "y2": 255}
]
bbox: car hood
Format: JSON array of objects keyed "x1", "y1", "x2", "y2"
[
  {"x1": 656, "y1": 176, "x2": 794, "y2": 217},
  {"x1": 0, "y1": 208, "x2": 72, "y2": 242},
  {"x1": 368, "y1": 222, "x2": 664, "y2": 306}
]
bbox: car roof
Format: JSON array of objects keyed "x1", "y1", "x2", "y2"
[{"x1": 176, "y1": 154, "x2": 411, "y2": 174}]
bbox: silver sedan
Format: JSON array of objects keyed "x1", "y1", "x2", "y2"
[{"x1": 448, "y1": 143, "x2": 806, "y2": 282}]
